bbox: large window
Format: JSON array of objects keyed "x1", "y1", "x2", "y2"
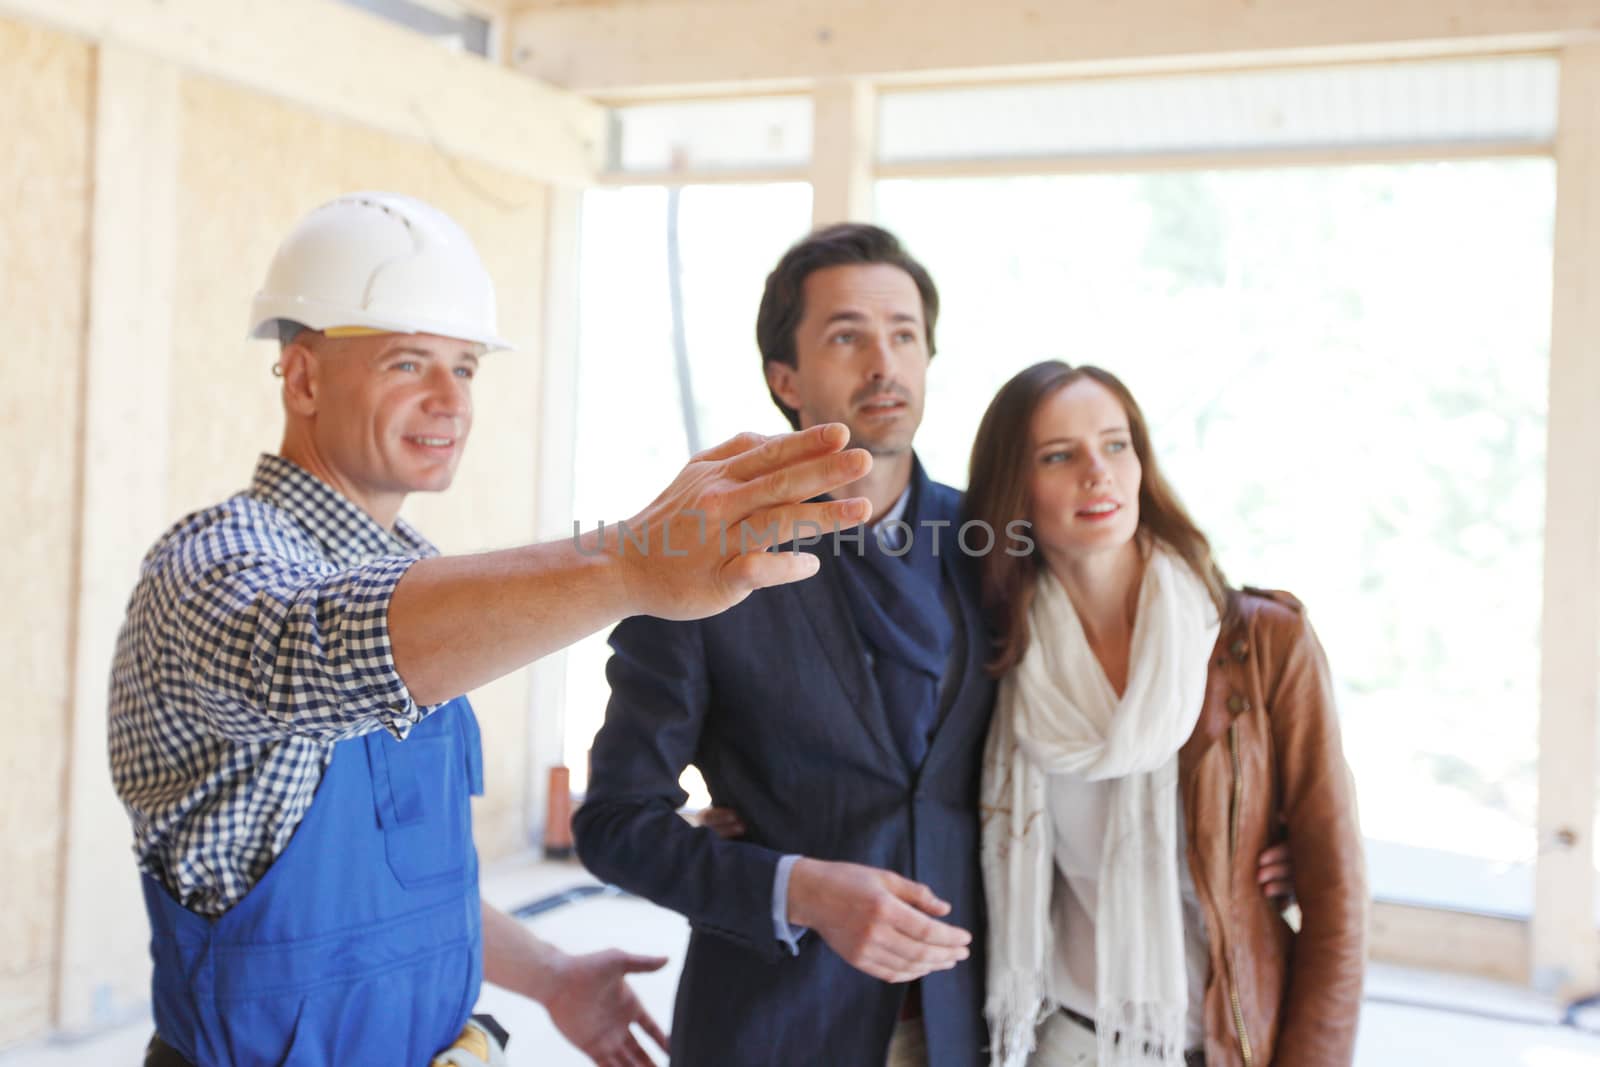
[
  {"x1": 878, "y1": 161, "x2": 1554, "y2": 914},
  {"x1": 565, "y1": 183, "x2": 812, "y2": 799}
]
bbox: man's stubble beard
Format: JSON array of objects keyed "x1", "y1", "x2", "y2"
[{"x1": 849, "y1": 420, "x2": 919, "y2": 458}]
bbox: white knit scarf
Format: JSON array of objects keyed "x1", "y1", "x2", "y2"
[{"x1": 981, "y1": 545, "x2": 1219, "y2": 1066}]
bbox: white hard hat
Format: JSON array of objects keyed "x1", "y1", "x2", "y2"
[{"x1": 249, "y1": 191, "x2": 512, "y2": 351}]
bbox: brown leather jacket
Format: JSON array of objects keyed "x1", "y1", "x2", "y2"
[{"x1": 1178, "y1": 588, "x2": 1367, "y2": 1067}]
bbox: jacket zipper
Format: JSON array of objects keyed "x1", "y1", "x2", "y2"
[{"x1": 1226, "y1": 724, "x2": 1255, "y2": 1067}]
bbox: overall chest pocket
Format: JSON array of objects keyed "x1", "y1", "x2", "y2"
[{"x1": 365, "y1": 700, "x2": 484, "y2": 888}]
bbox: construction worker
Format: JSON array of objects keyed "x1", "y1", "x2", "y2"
[{"x1": 109, "y1": 191, "x2": 871, "y2": 1067}]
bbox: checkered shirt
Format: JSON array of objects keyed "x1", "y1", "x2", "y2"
[{"x1": 109, "y1": 454, "x2": 439, "y2": 917}]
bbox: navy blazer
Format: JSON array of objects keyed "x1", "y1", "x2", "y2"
[{"x1": 574, "y1": 476, "x2": 996, "y2": 1067}]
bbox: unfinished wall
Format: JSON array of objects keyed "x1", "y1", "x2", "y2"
[
  {"x1": 0, "y1": 15, "x2": 92, "y2": 1047},
  {"x1": 0, "y1": 10, "x2": 552, "y2": 1049}
]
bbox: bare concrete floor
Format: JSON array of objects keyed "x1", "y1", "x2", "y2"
[{"x1": 7, "y1": 855, "x2": 1598, "y2": 1066}]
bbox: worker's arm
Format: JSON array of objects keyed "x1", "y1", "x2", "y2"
[
  {"x1": 480, "y1": 901, "x2": 669, "y2": 1066},
  {"x1": 166, "y1": 426, "x2": 866, "y2": 742},
  {"x1": 389, "y1": 425, "x2": 870, "y2": 705}
]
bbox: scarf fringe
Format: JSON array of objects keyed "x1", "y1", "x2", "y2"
[
  {"x1": 984, "y1": 974, "x2": 1048, "y2": 1067},
  {"x1": 1097, "y1": 1001, "x2": 1188, "y2": 1066}
]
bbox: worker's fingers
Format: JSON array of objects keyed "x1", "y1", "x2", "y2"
[
  {"x1": 719, "y1": 549, "x2": 821, "y2": 600},
  {"x1": 719, "y1": 450, "x2": 873, "y2": 526},
  {"x1": 721, "y1": 423, "x2": 850, "y2": 481},
  {"x1": 618, "y1": 1032, "x2": 657, "y2": 1067},
  {"x1": 619, "y1": 953, "x2": 669, "y2": 974},
  {"x1": 635, "y1": 1008, "x2": 670, "y2": 1054},
  {"x1": 692, "y1": 430, "x2": 770, "y2": 465},
  {"x1": 723, "y1": 498, "x2": 873, "y2": 556}
]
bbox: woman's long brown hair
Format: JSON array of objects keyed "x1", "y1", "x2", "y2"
[{"x1": 964, "y1": 361, "x2": 1233, "y2": 677}]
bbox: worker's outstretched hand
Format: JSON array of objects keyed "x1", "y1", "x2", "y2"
[
  {"x1": 544, "y1": 948, "x2": 670, "y2": 1067},
  {"x1": 615, "y1": 424, "x2": 872, "y2": 621}
]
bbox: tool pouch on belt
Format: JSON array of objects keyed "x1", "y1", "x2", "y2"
[{"x1": 430, "y1": 1016, "x2": 510, "y2": 1067}]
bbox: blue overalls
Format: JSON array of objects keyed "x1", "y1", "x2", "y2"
[{"x1": 141, "y1": 698, "x2": 485, "y2": 1066}]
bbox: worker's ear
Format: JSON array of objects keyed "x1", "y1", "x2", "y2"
[{"x1": 278, "y1": 341, "x2": 321, "y2": 417}]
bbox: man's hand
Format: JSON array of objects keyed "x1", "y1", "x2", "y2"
[
  {"x1": 787, "y1": 858, "x2": 970, "y2": 983},
  {"x1": 1258, "y1": 841, "x2": 1294, "y2": 902},
  {"x1": 696, "y1": 806, "x2": 746, "y2": 839},
  {"x1": 544, "y1": 949, "x2": 671, "y2": 1067},
  {"x1": 613, "y1": 424, "x2": 872, "y2": 620},
  {"x1": 480, "y1": 904, "x2": 668, "y2": 1067}
]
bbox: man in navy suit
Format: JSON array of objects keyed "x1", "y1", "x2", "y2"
[{"x1": 574, "y1": 224, "x2": 994, "y2": 1066}]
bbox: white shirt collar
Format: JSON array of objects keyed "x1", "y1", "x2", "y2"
[{"x1": 874, "y1": 483, "x2": 914, "y2": 549}]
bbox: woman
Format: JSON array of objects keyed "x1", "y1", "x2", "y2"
[{"x1": 967, "y1": 362, "x2": 1365, "y2": 1067}]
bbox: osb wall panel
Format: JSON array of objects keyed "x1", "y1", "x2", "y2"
[
  {"x1": 172, "y1": 75, "x2": 549, "y2": 861},
  {"x1": 0, "y1": 15, "x2": 91, "y2": 1048}
]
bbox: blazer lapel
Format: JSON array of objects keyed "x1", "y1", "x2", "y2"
[{"x1": 786, "y1": 541, "x2": 905, "y2": 774}]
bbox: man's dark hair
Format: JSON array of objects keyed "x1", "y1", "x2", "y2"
[{"x1": 756, "y1": 223, "x2": 940, "y2": 430}]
